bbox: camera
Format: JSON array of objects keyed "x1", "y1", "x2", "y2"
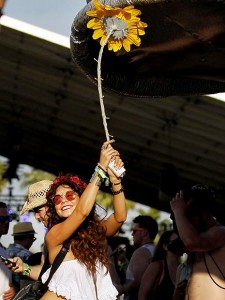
[
  {"x1": 0, "y1": 255, "x2": 16, "y2": 267},
  {"x1": 108, "y1": 160, "x2": 126, "y2": 178}
]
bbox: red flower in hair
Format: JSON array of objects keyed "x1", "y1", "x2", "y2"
[{"x1": 53, "y1": 175, "x2": 87, "y2": 188}]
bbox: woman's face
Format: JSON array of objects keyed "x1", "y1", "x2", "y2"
[{"x1": 54, "y1": 185, "x2": 79, "y2": 218}]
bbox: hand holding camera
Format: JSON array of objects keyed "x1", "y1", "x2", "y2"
[
  {"x1": 100, "y1": 140, "x2": 126, "y2": 178},
  {"x1": 0, "y1": 255, "x2": 16, "y2": 267}
]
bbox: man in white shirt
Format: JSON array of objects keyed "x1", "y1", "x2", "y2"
[
  {"x1": 0, "y1": 202, "x2": 15, "y2": 300},
  {"x1": 116, "y1": 215, "x2": 158, "y2": 300}
]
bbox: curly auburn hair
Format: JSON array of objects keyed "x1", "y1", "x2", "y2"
[{"x1": 46, "y1": 174, "x2": 109, "y2": 275}]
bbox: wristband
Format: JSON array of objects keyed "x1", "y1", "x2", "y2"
[
  {"x1": 22, "y1": 263, "x2": 31, "y2": 276},
  {"x1": 97, "y1": 163, "x2": 107, "y2": 173},
  {"x1": 111, "y1": 186, "x2": 124, "y2": 195},
  {"x1": 90, "y1": 165, "x2": 110, "y2": 186}
]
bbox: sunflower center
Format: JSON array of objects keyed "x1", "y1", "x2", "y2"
[{"x1": 103, "y1": 16, "x2": 128, "y2": 40}]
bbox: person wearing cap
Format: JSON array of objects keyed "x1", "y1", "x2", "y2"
[
  {"x1": 8, "y1": 222, "x2": 36, "y2": 260},
  {"x1": 7, "y1": 222, "x2": 36, "y2": 290},
  {"x1": 5, "y1": 180, "x2": 53, "y2": 282},
  {"x1": 0, "y1": 202, "x2": 15, "y2": 300},
  {"x1": 170, "y1": 184, "x2": 225, "y2": 300}
]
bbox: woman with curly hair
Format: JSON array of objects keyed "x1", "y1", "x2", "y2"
[{"x1": 40, "y1": 140, "x2": 127, "y2": 300}]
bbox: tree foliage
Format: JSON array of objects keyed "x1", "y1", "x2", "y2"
[
  {"x1": 19, "y1": 168, "x2": 55, "y2": 189},
  {"x1": 0, "y1": 160, "x2": 8, "y2": 192}
]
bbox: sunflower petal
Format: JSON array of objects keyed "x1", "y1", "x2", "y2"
[
  {"x1": 93, "y1": 28, "x2": 105, "y2": 39},
  {"x1": 86, "y1": 0, "x2": 148, "y2": 52},
  {"x1": 123, "y1": 39, "x2": 131, "y2": 52}
]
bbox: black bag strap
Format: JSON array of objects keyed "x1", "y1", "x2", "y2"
[
  {"x1": 37, "y1": 243, "x2": 50, "y2": 280},
  {"x1": 38, "y1": 252, "x2": 50, "y2": 280},
  {"x1": 38, "y1": 243, "x2": 69, "y2": 293},
  {"x1": 203, "y1": 252, "x2": 225, "y2": 289}
]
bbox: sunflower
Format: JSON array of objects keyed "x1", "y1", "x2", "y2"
[{"x1": 86, "y1": 0, "x2": 148, "y2": 52}]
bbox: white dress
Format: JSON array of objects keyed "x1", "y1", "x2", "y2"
[{"x1": 42, "y1": 260, "x2": 118, "y2": 300}]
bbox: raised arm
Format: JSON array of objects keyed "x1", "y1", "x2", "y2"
[
  {"x1": 46, "y1": 140, "x2": 121, "y2": 248},
  {"x1": 170, "y1": 191, "x2": 225, "y2": 251},
  {"x1": 102, "y1": 148, "x2": 127, "y2": 237}
]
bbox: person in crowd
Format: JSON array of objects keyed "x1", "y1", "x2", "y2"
[
  {"x1": 8, "y1": 222, "x2": 36, "y2": 260},
  {"x1": 0, "y1": 202, "x2": 15, "y2": 300},
  {"x1": 108, "y1": 232, "x2": 131, "y2": 286},
  {"x1": 38, "y1": 139, "x2": 126, "y2": 299},
  {"x1": 108, "y1": 244, "x2": 122, "y2": 290},
  {"x1": 6, "y1": 180, "x2": 53, "y2": 281},
  {"x1": 111, "y1": 243, "x2": 129, "y2": 286},
  {"x1": 170, "y1": 184, "x2": 225, "y2": 300},
  {"x1": 138, "y1": 230, "x2": 181, "y2": 300},
  {"x1": 7, "y1": 222, "x2": 36, "y2": 290},
  {"x1": 116, "y1": 215, "x2": 159, "y2": 300},
  {"x1": 172, "y1": 254, "x2": 189, "y2": 300},
  {"x1": 20, "y1": 179, "x2": 54, "y2": 228}
]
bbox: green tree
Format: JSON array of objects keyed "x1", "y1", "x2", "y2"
[
  {"x1": 96, "y1": 191, "x2": 135, "y2": 211},
  {"x1": 0, "y1": 160, "x2": 8, "y2": 192},
  {"x1": 19, "y1": 168, "x2": 55, "y2": 189}
]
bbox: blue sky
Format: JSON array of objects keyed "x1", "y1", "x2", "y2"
[{"x1": 4, "y1": 0, "x2": 87, "y2": 37}]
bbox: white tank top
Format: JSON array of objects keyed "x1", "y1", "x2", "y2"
[{"x1": 42, "y1": 259, "x2": 118, "y2": 300}]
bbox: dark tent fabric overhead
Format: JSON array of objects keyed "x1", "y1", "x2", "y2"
[
  {"x1": 1, "y1": 17, "x2": 225, "y2": 222},
  {"x1": 70, "y1": 0, "x2": 225, "y2": 97}
]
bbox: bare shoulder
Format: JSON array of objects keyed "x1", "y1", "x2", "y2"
[
  {"x1": 201, "y1": 224, "x2": 225, "y2": 250},
  {"x1": 145, "y1": 260, "x2": 163, "y2": 274},
  {"x1": 133, "y1": 246, "x2": 152, "y2": 257},
  {"x1": 130, "y1": 246, "x2": 153, "y2": 266},
  {"x1": 205, "y1": 224, "x2": 225, "y2": 236}
]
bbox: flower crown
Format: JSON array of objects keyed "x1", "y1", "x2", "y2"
[{"x1": 53, "y1": 175, "x2": 87, "y2": 188}]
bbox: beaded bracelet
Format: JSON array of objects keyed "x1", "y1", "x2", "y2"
[
  {"x1": 111, "y1": 186, "x2": 124, "y2": 195},
  {"x1": 90, "y1": 165, "x2": 110, "y2": 187},
  {"x1": 22, "y1": 263, "x2": 31, "y2": 276},
  {"x1": 111, "y1": 181, "x2": 121, "y2": 186}
]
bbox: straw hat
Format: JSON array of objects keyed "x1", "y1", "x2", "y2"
[
  {"x1": 20, "y1": 180, "x2": 53, "y2": 215},
  {"x1": 12, "y1": 222, "x2": 36, "y2": 236},
  {"x1": 70, "y1": 0, "x2": 225, "y2": 97}
]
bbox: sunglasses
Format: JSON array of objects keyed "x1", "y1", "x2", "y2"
[
  {"x1": 0, "y1": 215, "x2": 13, "y2": 223},
  {"x1": 131, "y1": 227, "x2": 145, "y2": 232},
  {"x1": 54, "y1": 191, "x2": 76, "y2": 205}
]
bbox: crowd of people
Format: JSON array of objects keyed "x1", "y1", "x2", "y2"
[{"x1": 1, "y1": 141, "x2": 225, "y2": 300}]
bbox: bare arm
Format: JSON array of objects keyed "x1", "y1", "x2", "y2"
[
  {"x1": 139, "y1": 261, "x2": 162, "y2": 300},
  {"x1": 3, "y1": 285, "x2": 15, "y2": 300},
  {"x1": 103, "y1": 152, "x2": 127, "y2": 237},
  {"x1": 170, "y1": 191, "x2": 225, "y2": 251},
  {"x1": 117, "y1": 247, "x2": 152, "y2": 295},
  {"x1": 46, "y1": 140, "x2": 121, "y2": 256},
  {"x1": 8, "y1": 255, "x2": 44, "y2": 280}
]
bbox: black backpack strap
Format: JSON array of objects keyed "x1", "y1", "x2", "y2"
[
  {"x1": 38, "y1": 243, "x2": 69, "y2": 293},
  {"x1": 37, "y1": 252, "x2": 50, "y2": 280}
]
